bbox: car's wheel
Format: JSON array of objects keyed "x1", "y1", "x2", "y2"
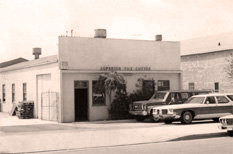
[
  {"x1": 149, "y1": 114, "x2": 160, "y2": 122},
  {"x1": 164, "y1": 120, "x2": 173, "y2": 124},
  {"x1": 227, "y1": 131, "x2": 233, "y2": 137},
  {"x1": 213, "y1": 118, "x2": 219, "y2": 122},
  {"x1": 135, "y1": 116, "x2": 145, "y2": 122},
  {"x1": 181, "y1": 111, "x2": 193, "y2": 124}
]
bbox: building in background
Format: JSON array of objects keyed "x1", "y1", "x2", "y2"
[
  {"x1": 181, "y1": 32, "x2": 233, "y2": 92},
  {"x1": 0, "y1": 29, "x2": 181, "y2": 122}
]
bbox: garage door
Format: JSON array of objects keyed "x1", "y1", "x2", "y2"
[{"x1": 36, "y1": 74, "x2": 51, "y2": 119}]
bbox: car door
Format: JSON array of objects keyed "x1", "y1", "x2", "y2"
[
  {"x1": 226, "y1": 95, "x2": 233, "y2": 114},
  {"x1": 196, "y1": 96, "x2": 217, "y2": 119},
  {"x1": 215, "y1": 96, "x2": 233, "y2": 117}
]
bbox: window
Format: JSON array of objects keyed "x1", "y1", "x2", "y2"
[
  {"x1": 216, "y1": 96, "x2": 229, "y2": 104},
  {"x1": 215, "y1": 82, "x2": 219, "y2": 92},
  {"x1": 181, "y1": 93, "x2": 189, "y2": 99},
  {"x1": 185, "y1": 97, "x2": 205, "y2": 104},
  {"x1": 2, "y1": 84, "x2": 5, "y2": 102},
  {"x1": 189, "y1": 82, "x2": 195, "y2": 90},
  {"x1": 75, "y1": 81, "x2": 88, "y2": 88},
  {"x1": 205, "y1": 97, "x2": 216, "y2": 104},
  {"x1": 23, "y1": 83, "x2": 27, "y2": 101},
  {"x1": 143, "y1": 80, "x2": 155, "y2": 99},
  {"x1": 92, "y1": 81, "x2": 105, "y2": 105},
  {"x1": 158, "y1": 80, "x2": 170, "y2": 91},
  {"x1": 12, "y1": 84, "x2": 15, "y2": 103}
]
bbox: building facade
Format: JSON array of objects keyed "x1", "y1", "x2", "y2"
[
  {"x1": 181, "y1": 33, "x2": 233, "y2": 92},
  {"x1": 0, "y1": 30, "x2": 181, "y2": 123}
]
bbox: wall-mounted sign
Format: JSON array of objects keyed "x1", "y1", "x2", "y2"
[
  {"x1": 100, "y1": 67, "x2": 151, "y2": 71},
  {"x1": 60, "y1": 61, "x2": 68, "y2": 70}
]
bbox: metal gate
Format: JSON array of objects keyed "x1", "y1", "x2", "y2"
[{"x1": 41, "y1": 91, "x2": 58, "y2": 121}]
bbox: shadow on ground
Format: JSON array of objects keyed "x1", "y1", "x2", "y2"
[
  {"x1": 0, "y1": 124, "x2": 78, "y2": 133},
  {"x1": 167, "y1": 120, "x2": 218, "y2": 125},
  {"x1": 168, "y1": 132, "x2": 230, "y2": 142}
]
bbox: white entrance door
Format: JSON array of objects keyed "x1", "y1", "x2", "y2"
[{"x1": 36, "y1": 74, "x2": 51, "y2": 119}]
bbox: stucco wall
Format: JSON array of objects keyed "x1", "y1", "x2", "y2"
[
  {"x1": 0, "y1": 63, "x2": 60, "y2": 119},
  {"x1": 181, "y1": 50, "x2": 233, "y2": 92},
  {"x1": 62, "y1": 72, "x2": 110, "y2": 122},
  {"x1": 59, "y1": 36, "x2": 181, "y2": 122},
  {"x1": 61, "y1": 72, "x2": 181, "y2": 122},
  {"x1": 58, "y1": 37, "x2": 180, "y2": 71}
]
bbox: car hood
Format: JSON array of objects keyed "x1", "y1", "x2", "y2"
[
  {"x1": 154, "y1": 104, "x2": 203, "y2": 110},
  {"x1": 219, "y1": 115, "x2": 233, "y2": 120},
  {"x1": 133, "y1": 100, "x2": 164, "y2": 105}
]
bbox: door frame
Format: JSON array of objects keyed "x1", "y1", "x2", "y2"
[
  {"x1": 36, "y1": 74, "x2": 51, "y2": 119},
  {"x1": 74, "y1": 80, "x2": 89, "y2": 121}
]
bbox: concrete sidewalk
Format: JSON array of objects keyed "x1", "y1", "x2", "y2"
[
  {"x1": 0, "y1": 112, "x2": 57, "y2": 126},
  {"x1": 0, "y1": 112, "x2": 227, "y2": 154}
]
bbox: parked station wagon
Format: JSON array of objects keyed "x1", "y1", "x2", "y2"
[
  {"x1": 219, "y1": 115, "x2": 233, "y2": 136},
  {"x1": 129, "y1": 90, "x2": 212, "y2": 122},
  {"x1": 152, "y1": 93, "x2": 233, "y2": 124}
]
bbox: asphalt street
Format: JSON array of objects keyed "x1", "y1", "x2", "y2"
[
  {"x1": 32, "y1": 137, "x2": 233, "y2": 154},
  {"x1": 0, "y1": 115, "x2": 232, "y2": 154}
]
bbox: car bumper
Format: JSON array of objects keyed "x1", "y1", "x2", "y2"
[
  {"x1": 218, "y1": 125, "x2": 233, "y2": 131},
  {"x1": 129, "y1": 110, "x2": 148, "y2": 116},
  {"x1": 153, "y1": 114, "x2": 180, "y2": 120}
]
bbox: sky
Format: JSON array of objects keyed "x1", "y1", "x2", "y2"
[{"x1": 1, "y1": 0, "x2": 233, "y2": 62}]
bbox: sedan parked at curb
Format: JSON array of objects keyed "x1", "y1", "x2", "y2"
[
  {"x1": 129, "y1": 90, "x2": 212, "y2": 122},
  {"x1": 152, "y1": 93, "x2": 233, "y2": 124},
  {"x1": 219, "y1": 115, "x2": 233, "y2": 136}
]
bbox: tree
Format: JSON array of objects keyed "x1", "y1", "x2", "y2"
[{"x1": 95, "y1": 72, "x2": 126, "y2": 103}]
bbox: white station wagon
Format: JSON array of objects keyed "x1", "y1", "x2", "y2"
[
  {"x1": 219, "y1": 115, "x2": 233, "y2": 136},
  {"x1": 152, "y1": 93, "x2": 233, "y2": 124}
]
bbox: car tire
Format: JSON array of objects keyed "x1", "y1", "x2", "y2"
[
  {"x1": 181, "y1": 111, "x2": 193, "y2": 124},
  {"x1": 213, "y1": 118, "x2": 219, "y2": 122},
  {"x1": 149, "y1": 114, "x2": 160, "y2": 122},
  {"x1": 227, "y1": 131, "x2": 233, "y2": 137},
  {"x1": 164, "y1": 120, "x2": 173, "y2": 124},
  {"x1": 135, "y1": 116, "x2": 145, "y2": 122}
]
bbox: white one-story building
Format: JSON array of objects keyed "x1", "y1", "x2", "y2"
[{"x1": 0, "y1": 29, "x2": 182, "y2": 123}]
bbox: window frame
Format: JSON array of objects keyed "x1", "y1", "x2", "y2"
[
  {"x1": 12, "y1": 84, "x2": 15, "y2": 103},
  {"x1": 2, "y1": 84, "x2": 6, "y2": 102},
  {"x1": 216, "y1": 96, "x2": 229, "y2": 104},
  {"x1": 23, "y1": 83, "x2": 27, "y2": 101},
  {"x1": 189, "y1": 82, "x2": 195, "y2": 90},
  {"x1": 214, "y1": 82, "x2": 219, "y2": 93},
  {"x1": 204, "y1": 96, "x2": 216, "y2": 104},
  {"x1": 157, "y1": 80, "x2": 170, "y2": 91}
]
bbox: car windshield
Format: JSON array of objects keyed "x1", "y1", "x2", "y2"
[
  {"x1": 185, "y1": 97, "x2": 205, "y2": 104},
  {"x1": 150, "y1": 92, "x2": 166, "y2": 100}
]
